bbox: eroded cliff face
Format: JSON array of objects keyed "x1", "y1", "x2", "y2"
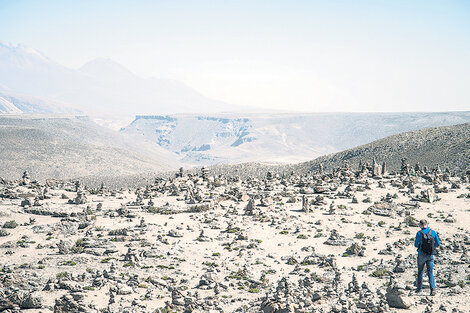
[{"x1": 122, "y1": 112, "x2": 470, "y2": 166}]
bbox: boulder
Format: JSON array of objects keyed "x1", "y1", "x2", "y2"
[{"x1": 386, "y1": 278, "x2": 412, "y2": 309}]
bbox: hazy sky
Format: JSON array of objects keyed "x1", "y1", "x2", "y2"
[{"x1": 1, "y1": 0, "x2": 469, "y2": 112}]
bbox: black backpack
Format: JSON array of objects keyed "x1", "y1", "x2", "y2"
[{"x1": 420, "y1": 229, "x2": 435, "y2": 255}]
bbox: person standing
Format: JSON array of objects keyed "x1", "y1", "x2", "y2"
[{"x1": 414, "y1": 219, "x2": 440, "y2": 296}]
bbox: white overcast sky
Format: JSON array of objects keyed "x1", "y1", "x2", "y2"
[{"x1": 0, "y1": 0, "x2": 469, "y2": 112}]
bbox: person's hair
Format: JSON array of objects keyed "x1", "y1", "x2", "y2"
[{"x1": 419, "y1": 219, "x2": 428, "y2": 227}]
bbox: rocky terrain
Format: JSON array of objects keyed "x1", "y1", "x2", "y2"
[
  {"x1": 0, "y1": 159, "x2": 469, "y2": 313},
  {"x1": 122, "y1": 112, "x2": 470, "y2": 166},
  {"x1": 0, "y1": 115, "x2": 178, "y2": 180}
]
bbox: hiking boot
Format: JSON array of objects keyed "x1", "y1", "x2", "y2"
[
  {"x1": 414, "y1": 288, "x2": 421, "y2": 294},
  {"x1": 430, "y1": 288, "x2": 435, "y2": 296}
]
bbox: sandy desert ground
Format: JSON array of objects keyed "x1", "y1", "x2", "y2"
[{"x1": 0, "y1": 162, "x2": 469, "y2": 312}]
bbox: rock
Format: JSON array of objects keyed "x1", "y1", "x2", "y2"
[
  {"x1": 24, "y1": 207, "x2": 71, "y2": 217},
  {"x1": 198, "y1": 271, "x2": 218, "y2": 288},
  {"x1": 261, "y1": 300, "x2": 280, "y2": 313},
  {"x1": 117, "y1": 284, "x2": 133, "y2": 295},
  {"x1": 393, "y1": 255, "x2": 406, "y2": 273},
  {"x1": 324, "y1": 229, "x2": 352, "y2": 246},
  {"x1": 312, "y1": 292, "x2": 321, "y2": 301},
  {"x1": 54, "y1": 293, "x2": 83, "y2": 312},
  {"x1": 21, "y1": 198, "x2": 32, "y2": 207},
  {"x1": 20, "y1": 293, "x2": 42, "y2": 309},
  {"x1": 21, "y1": 170, "x2": 31, "y2": 185},
  {"x1": 73, "y1": 190, "x2": 87, "y2": 205},
  {"x1": 57, "y1": 240, "x2": 73, "y2": 254},
  {"x1": 373, "y1": 202, "x2": 396, "y2": 217},
  {"x1": 171, "y1": 288, "x2": 185, "y2": 306},
  {"x1": 0, "y1": 296, "x2": 16, "y2": 311},
  {"x1": 302, "y1": 195, "x2": 310, "y2": 212},
  {"x1": 245, "y1": 198, "x2": 255, "y2": 215},
  {"x1": 386, "y1": 277, "x2": 412, "y2": 309},
  {"x1": 345, "y1": 242, "x2": 365, "y2": 256},
  {"x1": 167, "y1": 229, "x2": 183, "y2": 237},
  {"x1": 444, "y1": 215, "x2": 456, "y2": 223}
]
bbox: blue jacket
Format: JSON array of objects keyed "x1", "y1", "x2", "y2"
[{"x1": 414, "y1": 227, "x2": 440, "y2": 255}]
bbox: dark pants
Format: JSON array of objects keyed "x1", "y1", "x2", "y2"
[{"x1": 417, "y1": 254, "x2": 435, "y2": 290}]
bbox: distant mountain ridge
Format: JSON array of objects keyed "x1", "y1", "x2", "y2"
[
  {"x1": 3, "y1": 42, "x2": 470, "y2": 174},
  {"x1": 121, "y1": 111, "x2": 470, "y2": 166},
  {"x1": 78, "y1": 57, "x2": 137, "y2": 81},
  {"x1": 0, "y1": 42, "x2": 233, "y2": 115}
]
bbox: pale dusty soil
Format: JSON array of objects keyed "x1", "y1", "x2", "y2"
[{"x1": 0, "y1": 173, "x2": 469, "y2": 312}]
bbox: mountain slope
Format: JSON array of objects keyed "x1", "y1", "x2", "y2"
[
  {"x1": 0, "y1": 96, "x2": 22, "y2": 113},
  {"x1": 0, "y1": 42, "x2": 232, "y2": 115},
  {"x1": 299, "y1": 122, "x2": 470, "y2": 173},
  {"x1": 122, "y1": 112, "x2": 470, "y2": 166},
  {"x1": 0, "y1": 115, "x2": 179, "y2": 180},
  {"x1": 0, "y1": 91, "x2": 83, "y2": 114}
]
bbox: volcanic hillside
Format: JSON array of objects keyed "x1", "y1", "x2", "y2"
[
  {"x1": 0, "y1": 115, "x2": 179, "y2": 180},
  {"x1": 298, "y1": 122, "x2": 470, "y2": 174}
]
